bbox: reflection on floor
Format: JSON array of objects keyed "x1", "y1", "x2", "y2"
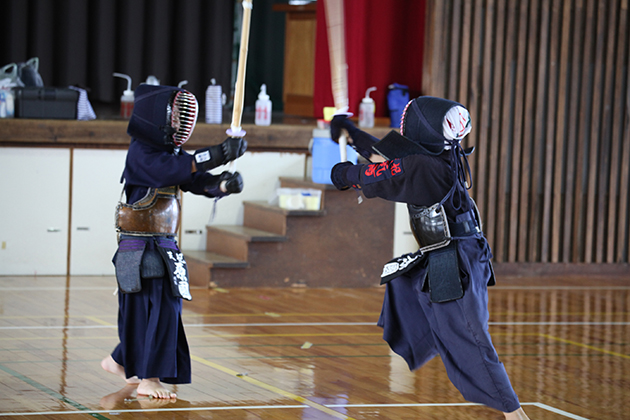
[{"x1": 0, "y1": 275, "x2": 628, "y2": 419}]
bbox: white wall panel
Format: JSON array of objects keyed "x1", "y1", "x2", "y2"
[
  {"x1": 70, "y1": 149, "x2": 127, "y2": 275},
  {"x1": 0, "y1": 148, "x2": 70, "y2": 275}
]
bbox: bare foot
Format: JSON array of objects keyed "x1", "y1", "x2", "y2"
[
  {"x1": 101, "y1": 355, "x2": 141, "y2": 384},
  {"x1": 504, "y1": 407, "x2": 530, "y2": 419},
  {"x1": 137, "y1": 378, "x2": 177, "y2": 399}
]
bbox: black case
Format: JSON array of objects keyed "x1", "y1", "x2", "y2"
[{"x1": 14, "y1": 87, "x2": 79, "y2": 119}]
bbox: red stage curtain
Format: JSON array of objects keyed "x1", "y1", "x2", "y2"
[{"x1": 313, "y1": 0, "x2": 426, "y2": 121}]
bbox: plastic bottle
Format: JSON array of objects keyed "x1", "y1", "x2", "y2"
[
  {"x1": 145, "y1": 75, "x2": 160, "y2": 85},
  {"x1": 0, "y1": 88, "x2": 14, "y2": 118},
  {"x1": 113, "y1": 72, "x2": 134, "y2": 119},
  {"x1": 205, "y1": 78, "x2": 222, "y2": 124},
  {"x1": 359, "y1": 86, "x2": 377, "y2": 128},
  {"x1": 255, "y1": 84, "x2": 272, "y2": 126}
]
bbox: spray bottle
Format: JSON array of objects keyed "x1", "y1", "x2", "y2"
[
  {"x1": 205, "y1": 78, "x2": 223, "y2": 124},
  {"x1": 113, "y1": 72, "x2": 134, "y2": 119},
  {"x1": 359, "y1": 86, "x2": 377, "y2": 128},
  {"x1": 255, "y1": 84, "x2": 272, "y2": 126}
]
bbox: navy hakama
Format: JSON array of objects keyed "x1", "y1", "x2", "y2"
[
  {"x1": 378, "y1": 237, "x2": 520, "y2": 413},
  {"x1": 339, "y1": 149, "x2": 523, "y2": 413},
  {"x1": 112, "y1": 272, "x2": 191, "y2": 384}
]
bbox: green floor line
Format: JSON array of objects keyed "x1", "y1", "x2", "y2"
[{"x1": 0, "y1": 363, "x2": 110, "y2": 420}]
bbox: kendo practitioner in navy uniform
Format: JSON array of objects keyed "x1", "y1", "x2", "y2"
[
  {"x1": 329, "y1": 97, "x2": 530, "y2": 420},
  {"x1": 101, "y1": 84, "x2": 246, "y2": 399}
]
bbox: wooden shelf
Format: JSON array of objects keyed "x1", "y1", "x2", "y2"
[{"x1": 0, "y1": 118, "x2": 393, "y2": 152}]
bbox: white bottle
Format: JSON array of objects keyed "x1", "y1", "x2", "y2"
[
  {"x1": 359, "y1": 86, "x2": 377, "y2": 128},
  {"x1": 145, "y1": 75, "x2": 160, "y2": 85},
  {"x1": 205, "y1": 78, "x2": 222, "y2": 124},
  {"x1": 0, "y1": 89, "x2": 14, "y2": 118},
  {"x1": 113, "y1": 72, "x2": 134, "y2": 119},
  {"x1": 255, "y1": 84, "x2": 272, "y2": 126}
]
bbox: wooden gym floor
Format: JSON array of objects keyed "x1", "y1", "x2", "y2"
[{"x1": 0, "y1": 275, "x2": 628, "y2": 419}]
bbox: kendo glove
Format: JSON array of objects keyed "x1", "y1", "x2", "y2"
[
  {"x1": 219, "y1": 171, "x2": 244, "y2": 194},
  {"x1": 330, "y1": 114, "x2": 355, "y2": 143},
  {"x1": 221, "y1": 137, "x2": 247, "y2": 163},
  {"x1": 194, "y1": 137, "x2": 247, "y2": 172},
  {"x1": 199, "y1": 171, "x2": 243, "y2": 197},
  {"x1": 330, "y1": 114, "x2": 378, "y2": 160},
  {"x1": 330, "y1": 161, "x2": 354, "y2": 191}
]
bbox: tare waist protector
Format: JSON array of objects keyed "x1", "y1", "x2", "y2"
[{"x1": 116, "y1": 186, "x2": 181, "y2": 236}]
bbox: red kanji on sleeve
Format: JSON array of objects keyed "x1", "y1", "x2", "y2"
[
  {"x1": 390, "y1": 161, "x2": 402, "y2": 175},
  {"x1": 361, "y1": 158, "x2": 404, "y2": 185}
]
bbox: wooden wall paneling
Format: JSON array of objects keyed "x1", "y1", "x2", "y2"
[
  {"x1": 562, "y1": 0, "x2": 585, "y2": 262},
  {"x1": 541, "y1": 0, "x2": 562, "y2": 262},
  {"x1": 458, "y1": 0, "x2": 473, "y2": 105},
  {"x1": 496, "y1": 0, "x2": 518, "y2": 261},
  {"x1": 508, "y1": 0, "x2": 530, "y2": 262},
  {"x1": 466, "y1": 0, "x2": 484, "y2": 192},
  {"x1": 448, "y1": 0, "x2": 462, "y2": 99},
  {"x1": 584, "y1": 1, "x2": 608, "y2": 262},
  {"x1": 486, "y1": 0, "x2": 507, "y2": 257},
  {"x1": 596, "y1": 0, "x2": 619, "y2": 262},
  {"x1": 618, "y1": 0, "x2": 630, "y2": 263},
  {"x1": 529, "y1": 0, "x2": 552, "y2": 262},
  {"x1": 605, "y1": 0, "x2": 626, "y2": 262},
  {"x1": 519, "y1": 0, "x2": 540, "y2": 262},
  {"x1": 572, "y1": 0, "x2": 596, "y2": 262},
  {"x1": 422, "y1": 0, "x2": 448, "y2": 98},
  {"x1": 422, "y1": 0, "x2": 629, "y2": 264},
  {"x1": 473, "y1": 0, "x2": 496, "y2": 229},
  {"x1": 550, "y1": 0, "x2": 573, "y2": 262}
]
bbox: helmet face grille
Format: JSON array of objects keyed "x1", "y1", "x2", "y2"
[{"x1": 170, "y1": 90, "x2": 198, "y2": 146}]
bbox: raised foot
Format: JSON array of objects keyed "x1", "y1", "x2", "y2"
[{"x1": 100, "y1": 355, "x2": 141, "y2": 384}]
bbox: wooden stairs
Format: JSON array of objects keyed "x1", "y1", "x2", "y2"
[{"x1": 184, "y1": 177, "x2": 395, "y2": 288}]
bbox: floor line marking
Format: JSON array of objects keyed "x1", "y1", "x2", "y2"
[
  {"x1": 529, "y1": 402, "x2": 590, "y2": 419},
  {"x1": 0, "y1": 285, "x2": 626, "y2": 291},
  {"x1": 190, "y1": 354, "x2": 355, "y2": 420},
  {"x1": 540, "y1": 334, "x2": 630, "y2": 359},
  {"x1": 84, "y1": 316, "x2": 114, "y2": 326},
  {"x1": 0, "y1": 401, "x2": 589, "y2": 418},
  {"x1": 1, "y1": 321, "x2": 629, "y2": 330},
  {"x1": 0, "y1": 363, "x2": 110, "y2": 420},
  {"x1": 1, "y1": 311, "x2": 629, "y2": 320}
]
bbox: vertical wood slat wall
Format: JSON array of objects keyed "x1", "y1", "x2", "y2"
[{"x1": 423, "y1": 0, "x2": 630, "y2": 263}]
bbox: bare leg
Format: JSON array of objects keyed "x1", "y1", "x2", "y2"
[
  {"x1": 137, "y1": 378, "x2": 177, "y2": 399},
  {"x1": 101, "y1": 355, "x2": 141, "y2": 384},
  {"x1": 504, "y1": 407, "x2": 530, "y2": 419}
]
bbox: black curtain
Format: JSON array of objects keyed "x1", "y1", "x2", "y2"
[{"x1": 1, "y1": 0, "x2": 235, "y2": 116}]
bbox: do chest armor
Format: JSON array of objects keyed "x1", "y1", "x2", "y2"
[{"x1": 115, "y1": 186, "x2": 181, "y2": 236}]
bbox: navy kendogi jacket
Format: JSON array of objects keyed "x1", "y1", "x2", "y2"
[{"x1": 121, "y1": 139, "x2": 224, "y2": 205}]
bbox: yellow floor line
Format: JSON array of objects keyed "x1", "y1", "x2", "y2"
[
  {"x1": 84, "y1": 316, "x2": 114, "y2": 326},
  {"x1": 191, "y1": 354, "x2": 356, "y2": 420},
  {"x1": 540, "y1": 334, "x2": 630, "y2": 359}
]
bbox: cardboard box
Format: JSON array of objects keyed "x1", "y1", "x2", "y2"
[{"x1": 277, "y1": 188, "x2": 322, "y2": 211}]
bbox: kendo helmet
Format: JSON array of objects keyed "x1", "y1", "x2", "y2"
[
  {"x1": 400, "y1": 96, "x2": 471, "y2": 155},
  {"x1": 127, "y1": 84, "x2": 199, "y2": 149}
]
